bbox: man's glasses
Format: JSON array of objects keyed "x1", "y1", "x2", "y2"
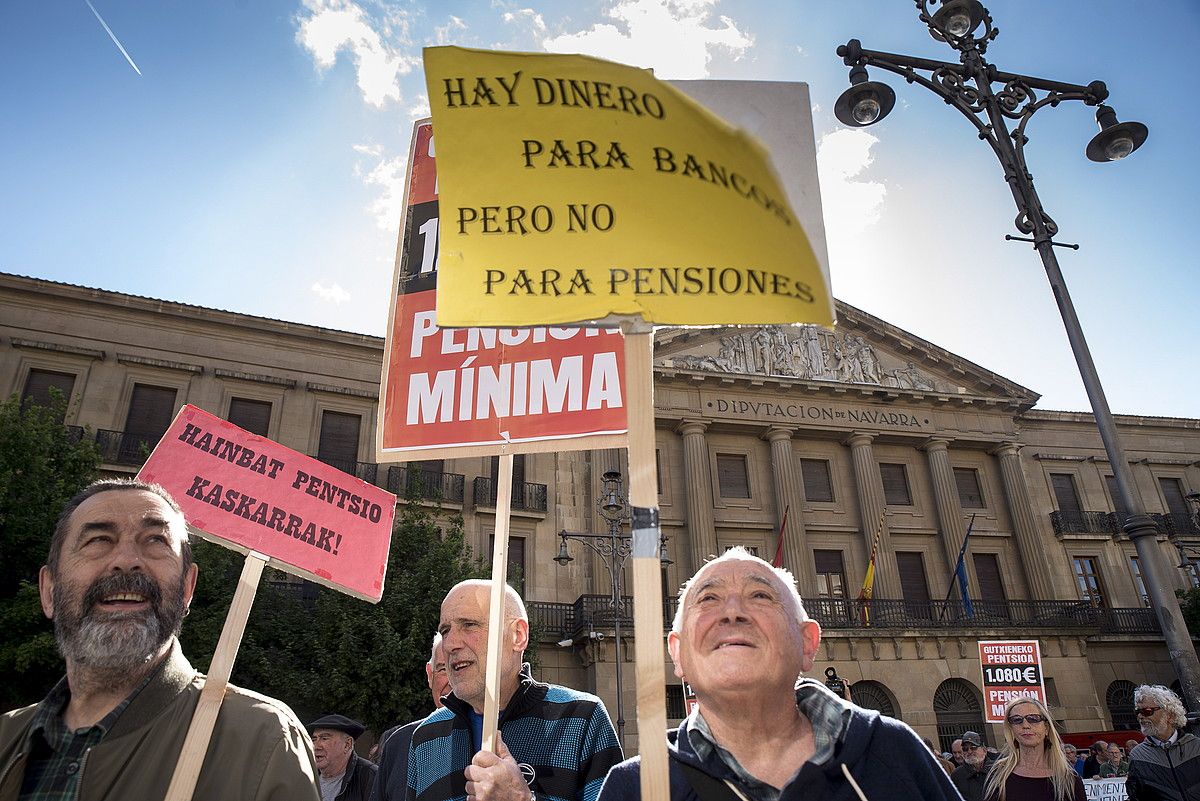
[
  {"x1": 1008, "y1": 714, "x2": 1047, "y2": 726},
  {"x1": 1135, "y1": 706, "x2": 1162, "y2": 717}
]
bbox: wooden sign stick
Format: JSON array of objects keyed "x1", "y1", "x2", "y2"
[
  {"x1": 481, "y1": 451, "x2": 514, "y2": 753},
  {"x1": 623, "y1": 329, "x2": 669, "y2": 801},
  {"x1": 165, "y1": 550, "x2": 268, "y2": 801}
]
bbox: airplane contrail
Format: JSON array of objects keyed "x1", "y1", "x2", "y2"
[{"x1": 84, "y1": 0, "x2": 142, "y2": 76}]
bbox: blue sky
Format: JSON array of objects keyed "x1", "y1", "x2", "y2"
[{"x1": 2, "y1": 1, "x2": 1197, "y2": 417}]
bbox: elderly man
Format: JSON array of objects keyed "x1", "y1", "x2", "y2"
[
  {"x1": 597, "y1": 548, "x2": 960, "y2": 801},
  {"x1": 1063, "y1": 743, "x2": 1084, "y2": 777},
  {"x1": 311, "y1": 714, "x2": 376, "y2": 801},
  {"x1": 1100, "y1": 742, "x2": 1129, "y2": 778},
  {"x1": 407, "y1": 580, "x2": 622, "y2": 801},
  {"x1": 951, "y1": 739, "x2": 966, "y2": 767},
  {"x1": 370, "y1": 634, "x2": 449, "y2": 801},
  {"x1": 0, "y1": 479, "x2": 319, "y2": 800},
  {"x1": 1126, "y1": 684, "x2": 1200, "y2": 801},
  {"x1": 1084, "y1": 741, "x2": 1109, "y2": 779},
  {"x1": 950, "y1": 731, "x2": 994, "y2": 801}
]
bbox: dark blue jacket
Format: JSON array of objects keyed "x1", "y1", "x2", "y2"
[
  {"x1": 1127, "y1": 732, "x2": 1200, "y2": 801},
  {"x1": 597, "y1": 681, "x2": 963, "y2": 801}
]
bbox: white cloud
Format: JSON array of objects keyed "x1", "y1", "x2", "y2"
[
  {"x1": 312, "y1": 281, "x2": 352, "y2": 304},
  {"x1": 540, "y1": 0, "x2": 752, "y2": 79},
  {"x1": 816, "y1": 128, "x2": 887, "y2": 237},
  {"x1": 296, "y1": 0, "x2": 417, "y2": 107},
  {"x1": 353, "y1": 146, "x2": 409, "y2": 230},
  {"x1": 434, "y1": 15, "x2": 468, "y2": 44},
  {"x1": 502, "y1": 8, "x2": 547, "y2": 35}
]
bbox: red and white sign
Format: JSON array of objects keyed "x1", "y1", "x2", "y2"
[
  {"x1": 377, "y1": 120, "x2": 628, "y2": 460},
  {"x1": 979, "y1": 639, "x2": 1047, "y2": 723},
  {"x1": 139, "y1": 405, "x2": 396, "y2": 602}
]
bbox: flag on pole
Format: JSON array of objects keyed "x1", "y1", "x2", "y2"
[
  {"x1": 857, "y1": 509, "x2": 886, "y2": 625},
  {"x1": 952, "y1": 514, "x2": 977, "y2": 618},
  {"x1": 771, "y1": 504, "x2": 790, "y2": 568}
]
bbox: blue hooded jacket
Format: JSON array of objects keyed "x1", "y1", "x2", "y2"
[{"x1": 597, "y1": 680, "x2": 963, "y2": 801}]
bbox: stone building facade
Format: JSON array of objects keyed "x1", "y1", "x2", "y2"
[{"x1": 3, "y1": 271, "x2": 1198, "y2": 752}]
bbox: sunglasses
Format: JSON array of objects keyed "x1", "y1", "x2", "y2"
[
  {"x1": 1135, "y1": 707, "x2": 1162, "y2": 717},
  {"x1": 962, "y1": 743, "x2": 980, "y2": 751},
  {"x1": 1008, "y1": 714, "x2": 1047, "y2": 726}
]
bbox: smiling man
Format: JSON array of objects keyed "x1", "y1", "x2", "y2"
[
  {"x1": 598, "y1": 548, "x2": 960, "y2": 801},
  {"x1": 0, "y1": 479, "x2": 319, "y2": 801},
  {"x1": 406, "y1": 580, "x2": 622, "y2": 801}
]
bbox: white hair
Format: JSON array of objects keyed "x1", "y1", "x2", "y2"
[
  {"x1": 1134, "y1": 685, "x2": 1188, "y2": 730},
  {"x1": 671, "y1": 546, "x2": 808, "y2": 633},
  {"x1": 429, "y1": 632, "x2": 442, "y2": 666}
]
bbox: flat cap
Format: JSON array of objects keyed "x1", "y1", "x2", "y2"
[
  {"x1": 308, "y1": 714, "x2": 365, "y2": 739},
  {"x1": 961, "y1": 731, "x2": 983, "y2": 747}
]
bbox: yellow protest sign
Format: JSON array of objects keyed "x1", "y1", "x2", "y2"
[{"x1": 423, "y1": 46, "x2": 834, "y2": 328}]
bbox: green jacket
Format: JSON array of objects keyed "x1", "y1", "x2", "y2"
[{"x1": 0, "y1": 641, "x2": 319, "y2": 801}]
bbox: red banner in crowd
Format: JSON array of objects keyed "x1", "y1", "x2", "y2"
[
  {"x1": 377, "y1": 120, "x2": 628, "y2": 460},
  {"x1": 139, "y1": 405, "x2": 395, "y2": 602},
  {"x1": 979, "y1": 639, "x2": 1047, "y2": 723}
]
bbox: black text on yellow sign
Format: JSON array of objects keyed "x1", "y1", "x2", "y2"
[{"x1": 423, "y1": 47, "x2": 834, "y2": 328}]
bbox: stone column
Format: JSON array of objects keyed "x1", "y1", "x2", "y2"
[
  {"x1": 763, "y1": 427, "x2": 817, "y2": 596},
  {"x1": 923, "y1": 438, "x2": 967, "y2": 580},
  {"x1": 677, "y1": 420, "x2": 717, "y2": 576},
  {"x1": 846, "y1": 432, "x2": 901, "y2": 598},
  {"x1": 993, "y1": 442, "x2": 1056, "y2": 600}
]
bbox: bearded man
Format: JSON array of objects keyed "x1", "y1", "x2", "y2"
[
  {"x1": 1126, "y1": 684, "x2": 1200, "y2": 801},
  {"x1": 0, "y1": 479, "x2": 319, "y2": 801}
]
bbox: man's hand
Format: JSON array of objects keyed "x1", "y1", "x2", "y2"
[{"x1": 464, "y1": 732, "x2": 532, "y2": 801}]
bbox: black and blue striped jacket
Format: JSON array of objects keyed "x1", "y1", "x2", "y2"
[{"x1": 406, "y1": 665, "x2": 623, "y2": 801}]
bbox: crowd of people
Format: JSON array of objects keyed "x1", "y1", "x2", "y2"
[{"x1": 1, "y1": 478, "x2": 1198, "y2": 801}]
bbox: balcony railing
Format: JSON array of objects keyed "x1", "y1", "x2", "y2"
[
  {"x1": 95, "y1": 429, "x2": 158, "y2": 465},
  {"x1": 472, "y1": 476, "x2": 548, "y2": 513},
  {"x1": 1050, "y1": 510, "x2": 1120, "y2": 536},
  {"x1": 527, "y1": 596, "x2": 1162, "y2": 641},
  {"x1": 386, "y1": 465, "x2": 465, "y2": 504},
  {"x1": 1155, "y1": 512, "x2": 1200, "y2": 538},
  {"x1": 316, "y1": 456, "x2": 379, "y2": 485}
]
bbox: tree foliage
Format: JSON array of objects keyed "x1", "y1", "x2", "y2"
[
  {"x1": 0, "y1": 392, "x2": 100, "y2": 710},
  {"x1": 181, "y1": 499, "x2": 486, "y2": 734},
  {"x1": 1178, "y1": 588, "x2": 1200, "y2": 639}
]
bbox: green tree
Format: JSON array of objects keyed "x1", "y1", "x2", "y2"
[
  {"x1": 0, "y1": 392, "x2": 100, "y2": 710},
  {"x1": 1178, "y1": 588, "x2": 1200, "y2": 639}
]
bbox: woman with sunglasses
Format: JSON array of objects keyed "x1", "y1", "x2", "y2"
[{"x1": 983, "y1": 696, "x2": 1085, "y2": 801}]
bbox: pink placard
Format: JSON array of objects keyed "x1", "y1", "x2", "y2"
[{"x1": 138, "y1": 405, "x2": 395, "y2": 602}]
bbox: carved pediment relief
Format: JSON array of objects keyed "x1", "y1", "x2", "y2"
[{"x1": 654, "y1": 301, "x2": 1038, "y2": 405}]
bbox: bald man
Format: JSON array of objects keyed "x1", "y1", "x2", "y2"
[{"x1": 405, "y1": 580, "x2": 622, "y2": 801}]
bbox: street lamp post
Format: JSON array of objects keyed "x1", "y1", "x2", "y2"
[
  {"x1": 554, "y1": 470, "x2": 672, "y2": 747},
  {"x1": 834, "y1": 0, "x2": 1200, "y2": 713}
]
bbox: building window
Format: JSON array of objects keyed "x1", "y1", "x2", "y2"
[
  {"x1": 655, "y1": 449, "x2": 663, "y2": 495},
  {"x1": 489, "y1": 454, "x2": 527, "y2": 486},
  {"x1": 972, "y1": 553, "x2": 1007, "y2": 602},
  {"x1": 934, "y1": 679, "x2": 986, "y2": 752},
  {"x1": 953, "y1": 467, "x2": 985, "y2": 509},
  {"x1": 850, "y1": 681, "x2": 898, "y2": 718},
  {"x1": 896, "y1": 551, "x2": 931, "y2": 616},
  {"x1": 665, "y1": 685, "x2": 686, "y2": 719},
  {"x1": 722, "y1": 544, "x2": 759, "y2": 557},
  {"x1": 801, "y1": 459, "x2": 834, "y2": 503},
  {"x1": 1106, "y1": 680, "x2": 1138, "y2": 731},
  {"x1": 122, "y1": 384, "x2": 178, "y2": 461},
  {"x1": 1050, "y1": 473, "x2": 1082, "y2": 514},
  {"x1": 1105, "y1": 475, "x2": 1131, "y2": 525},
  {"x1": 879, "y1": 463, "x2": 912, "y2": 506},
  {"x1": 1073, "y1": 556, "x2": 1107, "y2": 608},
  {"x1": 227, "y1": 397, "x2": 272, "y2": 437},
  {"x1": 317, "y1": 410, "x2": 362, "y2": 472},
  {"x1": 1129, "y1": 556, "x2": 1150, "y2": 606},
  {"x1": 1184, "y1": 558, "x2": 1200, "y2": 589},
  {"x1": 22, "y1": 369, "x2": 76, "y2": 415},
  {"x1": 716, "y1": 454, "x2": 751, "y2": 499},
  {"x1": 814, "y1": 550, "x2": 847, "y2": 599},
  {"x1": 488, "y1": 535, "x2": 527, "y2": 595}
]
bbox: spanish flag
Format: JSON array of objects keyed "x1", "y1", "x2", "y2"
[{"x1": 857, "y1": 510, "x2": 886, "y2": 624}]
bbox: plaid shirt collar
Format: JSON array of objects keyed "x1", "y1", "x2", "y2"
[{"x1": 685, "y1": 681, "x2": 851, "y2": 801}]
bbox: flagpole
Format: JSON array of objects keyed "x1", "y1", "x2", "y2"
[
  {"x1": 938, "y1": 513, "x2": 977, "y2": 621},
  {"x1": 771, "y1": 504, "x2": 789, "y2": 568}
]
